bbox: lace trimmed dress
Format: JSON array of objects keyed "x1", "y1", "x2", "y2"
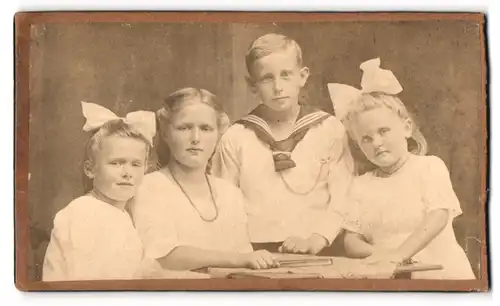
[{"x1": 346, "y1": 154, "x2": 475, "y2": 279}]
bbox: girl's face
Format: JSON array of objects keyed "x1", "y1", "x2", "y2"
[
  {"x1": 349, "y1": 107, "x2": 412, "y2": 169},
  {"x1": 164, "y1": 102, "x2": 220, "y2": 170},
  {"x1": 87, "y1": 135, "x2": 148, "y2": 202}
]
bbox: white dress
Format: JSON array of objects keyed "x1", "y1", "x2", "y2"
[
  {"x1": 346, "y1": 154, "x2": 475, "y2": 279},
  {"x1": 42, "y1": 196, "x2": 150, "y2": 281},
  {"x1": 131, "y1": 168, "x2": 253, "y2": 261},
  {"x1": 211, "y1": 115, "x2": 356, "y2": 244}
]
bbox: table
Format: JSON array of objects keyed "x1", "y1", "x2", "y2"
[
  {"x1": 205, "y1": 254, "x2": 443, "y2": 279},
  {"x1": 153, "y1": 253, "x2": 443, "y2": 279}
]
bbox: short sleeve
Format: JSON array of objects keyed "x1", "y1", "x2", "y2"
[
  {"x1": 210, "y1": 125, "x2": 242, "y2": 187},
  {"x1": 131, "y1": 174, "x2": 180, "y2": 259},
  {"x1": 421, "y1": 156, "x2": 463, "y2": 219},
  {"x1": 42, "y1": 212, "x2": 71, "y2": 281}
]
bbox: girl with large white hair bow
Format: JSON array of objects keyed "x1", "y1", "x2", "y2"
[
  {"x1": 328, "y1": 58, "x2": 475, "y2": 280},
  {"x1": 42, "y1": 102, "x2": 163, "y2": 281}
]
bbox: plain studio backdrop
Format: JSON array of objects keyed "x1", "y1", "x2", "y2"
[{"x1": 27, "y1": 20, "x2": 484, "y2": 281}]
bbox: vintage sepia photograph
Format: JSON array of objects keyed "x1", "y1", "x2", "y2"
[{"x1": 14, "y1": 12, "x2": 488, "y2": 291}]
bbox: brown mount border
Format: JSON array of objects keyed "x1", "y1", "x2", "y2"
[{"x1": 14, "y1": 11, "x2": 489, "y2": 292}]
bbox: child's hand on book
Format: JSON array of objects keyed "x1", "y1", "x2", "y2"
[
  {"x1": 278, "y1": 234, "x2": 328, "y2": 255},
  {"x1": 243, "y1": 250, "x2": 280, "y2": 270}
]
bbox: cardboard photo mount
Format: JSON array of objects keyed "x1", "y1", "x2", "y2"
[{"x1": 14, "y1": 11, "x2": 489, "y2": 292}]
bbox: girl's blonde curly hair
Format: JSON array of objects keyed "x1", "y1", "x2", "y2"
[{"x1": 341, "y1": 92, "x2": 428, "y2": 174}]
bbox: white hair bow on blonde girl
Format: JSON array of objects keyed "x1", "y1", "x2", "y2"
[
  {"x1": 81, "y1": 101, "x2": 156, "y2": 145},
  {"x1": 327, "y1": 58, "x2": 403, "y2": 120}
]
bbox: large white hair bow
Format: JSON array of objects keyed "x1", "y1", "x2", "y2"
[
  {"x1": 81, "y1": 101, "x2": 156, "y2": 145},
  {"x1": 327, "y1": 58, "x2": 403, "y2": 120}
]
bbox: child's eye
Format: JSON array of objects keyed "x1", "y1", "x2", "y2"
[
  {"x1": 260, "y1": 75, "x2": 274, "y2": 82},
  {"x1": 379, "y1": 128, "x2": 390, "y2": 135},
  {"x1": 361, "y1": 136, "x2": 372, "y2": 143},
  {"x1": 132, "y1": 162, "x2": 143, "y2": 167},
  {"x1": 201, "y1": 125, "x2": 215, "y2": 132},
  {"x1": 281, "y1": 71, "x2": 293, "y2": 78},
  {"x1": 176, "y1": 125, "x2": 190, "y2": 131}
]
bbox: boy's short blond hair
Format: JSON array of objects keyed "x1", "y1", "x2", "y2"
[{"x1": 245, "y1": 33, "x2": 303, "y2": 77}]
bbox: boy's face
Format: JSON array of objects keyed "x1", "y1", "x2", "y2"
[
  {"x1": 86, "y1": 135, "x2": 148, "y2": 203},
  {"x1": 248, "y1": 47, "x2": 309, "y2": 112},
  {"x1": 349, "y1": 107, "x2": 412, "y2": 169}
]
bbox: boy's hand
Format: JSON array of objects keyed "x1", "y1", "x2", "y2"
[{"x1": 278, "y1": 234, "x2": 328, "y2": 255}]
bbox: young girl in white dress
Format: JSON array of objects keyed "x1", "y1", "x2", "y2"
[
  {"x1": 43, "y1": 102, "x2": 160, "y2": 281},
  {"x1": 328, "y1": 58, "x2": 476, "y2": 279},
  {"x1": 131, "y1": 87, "x2": 280, "y2": 273}
]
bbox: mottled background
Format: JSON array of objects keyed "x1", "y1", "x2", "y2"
[{"x1": 28, "y1": 21, "x2": 485, "y2": 281}]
